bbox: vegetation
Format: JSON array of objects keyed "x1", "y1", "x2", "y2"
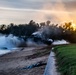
[
  {"x1": 0, "y1": 20, "x2": 39, "y2": 37},
  {"x1": 0, "y1": 20, "x2": 76, "y2": 43},
  {"x1": 54, "y1": 44, "x2": 76, "y2": 75}
]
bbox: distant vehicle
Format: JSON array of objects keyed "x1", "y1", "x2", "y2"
[{"x1": 32, "y1": 32, "x2": 53, "y2": 45}]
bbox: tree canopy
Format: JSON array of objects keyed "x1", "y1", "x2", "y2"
[{"x1": 0, "y1": 20, "x2": 76, "y2": 43}]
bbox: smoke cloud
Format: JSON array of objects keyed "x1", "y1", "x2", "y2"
[{"x1": 0, "y1": 34, "x2": 24, "y2": 49}]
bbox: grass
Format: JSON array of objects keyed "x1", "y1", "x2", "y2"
[{"x1": 53, "y1": 44, "x2": 76, "y2": 75}]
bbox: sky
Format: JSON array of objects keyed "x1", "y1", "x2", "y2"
[{"x1": 0, "y1": 0, "x2": 76, "y2": 24}]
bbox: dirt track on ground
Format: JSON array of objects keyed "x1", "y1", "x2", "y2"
[{"x1": 0, "y1": 46, "x2": 51, "y2": 75}]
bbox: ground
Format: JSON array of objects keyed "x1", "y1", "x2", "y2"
[{"x1": 0, "y1": 46, "x2": 51, "y2": 75}]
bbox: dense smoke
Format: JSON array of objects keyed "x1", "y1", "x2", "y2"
[
  {"x1": 0, "y1": 33, "x2": 47, "y2": 50},
  {"x1": 0, "y1": 34, "x2": 24, "y2": 49},
  {"x1": 26, "y1": 38, "x2": 47, "y2": 47}
]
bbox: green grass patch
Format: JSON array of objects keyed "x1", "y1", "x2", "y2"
[{"x1": 53, "y1": 44, "x2": 76, "y2": 75}]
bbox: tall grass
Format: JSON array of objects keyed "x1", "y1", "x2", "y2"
[{"x1": 54, "y1": 44, "x2": 76, "y2": 75}]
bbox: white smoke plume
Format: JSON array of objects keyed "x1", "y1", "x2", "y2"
[{"x1": 0, "y1": 34, "x2": 24, "y2": 49}]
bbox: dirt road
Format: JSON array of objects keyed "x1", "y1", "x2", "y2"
[{"x1": 0, "y1": 46, "x2": 51, "y2": 75}]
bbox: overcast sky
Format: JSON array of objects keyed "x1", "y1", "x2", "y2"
[{"x1": 0, "y1": 0, "x2": 76, "y2": 24}]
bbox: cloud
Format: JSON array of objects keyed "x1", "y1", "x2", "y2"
[
  {"x1": 64, "y1": 1, "x2": 76, "y2": 11},
  {"x1": 0, "y1": 0, "x2": 76, "y2": 10},
  {"x1": 0, "y1": 0, "x2": 76, "y2": 24},
  {"x1": 0, "y1": 7, "x2": 46, "y2": 24},
  {"x1": 0, "y1": 0, "x2": 45, "y2": 9},
  {"x1": 0, "y1": 7, "x2": 76, "y2": 24}
]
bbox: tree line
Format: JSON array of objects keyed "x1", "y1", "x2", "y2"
[{"x1": 0, "y1": 20, "x2": 76, "y2": 43}]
